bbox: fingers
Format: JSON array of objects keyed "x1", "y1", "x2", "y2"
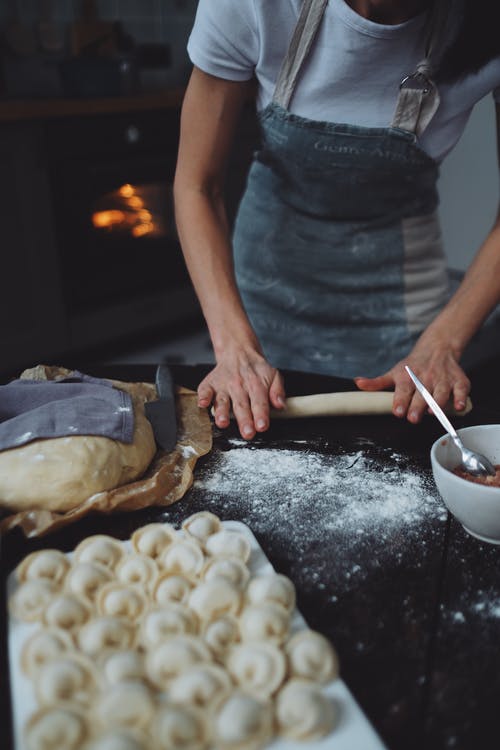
[
  {"x1": 197, "y1": 382, "x2": 214, "y2": 410},
  {"x1": 212, "y1": 391, "x2": 231, "y2": 429},
  {"x1": 452, "y1": 376, "x2": 471, "y2": 413},
  {"x1": 395, "y1": 366, "x2": 471, "y2": 423},
  {"x1": 269, "y1": 370, "x2": 286, "y2": 410},
  {"x1": 389, "y1": 369, "x2": 417, "y2": 418},
  {"x1": 197, "y1": 361, "x2": 285, "y2": 439},
  {"x1": 358, "y1": 355, "x2": 471, "y2": 424},
  {"x1": 354, "y1": 374, "x2": 394, "y2": 391}
]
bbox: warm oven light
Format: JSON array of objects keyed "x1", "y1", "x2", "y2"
[
  {"x1": 92, "y1": 210, "x2": 126, "y2": 228},
  {"x1": 118, "y1": 184, "x2": 135, "y2": 198},
  {"x1": 131, "y1": 222, "x2": 154, "y2": 237},
  {"x1": 127, "y1": 196, "x2": 144, "y2": 209}
]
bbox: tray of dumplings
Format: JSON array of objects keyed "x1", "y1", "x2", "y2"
[{"x1": 7, "y1": 513, "x2": 387, "y2": 750}]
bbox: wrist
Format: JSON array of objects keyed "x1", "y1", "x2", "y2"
[
  {"x1": 210, "y1": 319, "x2": 263, "y2": 361},
  {"x1": 415, "y1": 321, "x2": 466, "y2": 361}
]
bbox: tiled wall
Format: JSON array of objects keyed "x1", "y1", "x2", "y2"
[{"x1": 0, "y1": 0, "x2": 199, "y2": 87}]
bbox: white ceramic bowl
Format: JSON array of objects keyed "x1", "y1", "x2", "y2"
[{"x1": 431, "y1": 424, "x2": 500, "y2": 544}]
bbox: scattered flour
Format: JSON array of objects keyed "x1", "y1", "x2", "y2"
[
  {"x1": 191, "y1": 439, "x2": 447, "y2": 594},
  {"x1": 195, "y1": 442, "x2": 444, "y2": 533},
  {"x1": 447, "y1": 593, "x2": 500, "y2": 624}
]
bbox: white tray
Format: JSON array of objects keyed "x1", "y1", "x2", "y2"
[{"x1": 8, "y1": 519, "x2": 387, "y2": 750}]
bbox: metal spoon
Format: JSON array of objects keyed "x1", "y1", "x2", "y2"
[{"x1": 405, "y1": 366, "x2": 496, "y2": 478}]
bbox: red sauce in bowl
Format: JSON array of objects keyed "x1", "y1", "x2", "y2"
[{"x1": 453, "y1": 465, "x2": 500, "y2": 487}]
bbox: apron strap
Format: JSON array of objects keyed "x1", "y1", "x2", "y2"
[
  {"x1": 391, "y1": 78, "x2": 440, "y2": 137},
  {"x1": 274, "y1": 0, "x2": 445, "y2": 137},
  {"x1": 273, "y1": 0, "x2": 329, "y2": 109},
  {"x1": 391, "y1": 0, "x2": 450, "y2": 137}
]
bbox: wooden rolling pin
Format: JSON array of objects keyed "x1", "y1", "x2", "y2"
[{"x1": 268, "y1": 391, "x2": 472, "y2": 418}]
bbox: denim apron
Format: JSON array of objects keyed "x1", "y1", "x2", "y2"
[{"x1": 233, "y1": 0, "x2": 451, "y2": 378}]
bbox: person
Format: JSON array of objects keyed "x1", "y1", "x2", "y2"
[{"x1": 173, "y1": 0, "x2": 500, "y2": 439}]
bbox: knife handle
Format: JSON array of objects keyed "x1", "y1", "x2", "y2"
[{"x1": 155, "y1": 364, "x2": 174, "y2": 397}]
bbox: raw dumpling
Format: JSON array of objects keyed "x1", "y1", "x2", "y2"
[
  {"x1": 284, "y1": 629, "x2": 339, "y2": 684},
  {"x1": 275, "y1": 678, "x2": 336, "y2": 740},
  {"x1": 73, "y1": 535, "x2": 124, "y2": 571},
  {"x1": 64, "y1": 561, "x2": 113, "y2": 605},
  {"x1": 96, "y1": 582, "x2": 148, "y2": 623},
  {"x1": 227, "y1": 642, "x2": 286, "y2": 698},
  {"x1": 100, "y1": 649, "x2": 146, "y2": 686},
  {"x1": 16, "y1": 549, "x2": 69, "y2": 588},
  {"x1": 131, "y1": 523, "x2": 176, "y2": 561},
  {"x1": 212, "y1": 691, "x2": 273, "y2": 750},
  {"x1": 24, "y1": 704, "x2": 88, "y2": 750},
  {"x1": 205, "y1": 530, "x2": 251, "y2": 563},
  {"x1": 94, "y1": 682, "x2": 156, "y2": 731},
  {"x1": 9, "y1": 579, "x2": 58, "y2": 622},
  {"x1": 145, "y1": 635, "x2": 212, "y2": 689},
  {"x1": 34, "y1": 653, "x2": 98, "y2": 707},
  {"x1": 202, "y1": 556, "x2": 250, "y2": 590},
  {"x1": 246, "y1": 574, "x2": 296, "y2": 613},
  {"x1": 153, "y1": 572, "x2": 193, "y2": 607},
  {"x1": 43, "y1": 593, "x2": 92, "y2": 632},
  {"x1": 159, "y1": 539, "x2": 205, "y2": 580},
  {"x1": 188, "y1": 579, "x2": 241, "y2": 622},
  {"x1": 115, "y1": 554, "x2": 158, "y2": 593},
  {"x1": 21, "y1": 627, "x2": 74, "y2": 676},
  {"x1": 151, "y1": 703, "x2": 208, "y2": 750},
  {"x1": 202, "y1": 615, "x2": 240, "y2": 661},
  {"x1": 139, "y1": 604, "x2": 198, "y2": 649},
  {"x1": 77, "y1": 616, "x2": 136, "y2": 656},
  {"x1": 82, "y1": 728, "x2": 149, "y2": 750},
  {"x1": 168, "y1": 663, "x2": 232, "y2": 710},
  {"x1": 239, "y1": 602, "x2": 290, "y2": 645},
  {"x1": 181, "y1": 511, "x2": 221, "y2": 545}
]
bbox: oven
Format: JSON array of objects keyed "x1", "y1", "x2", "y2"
[{"x1": 44, "y1": 106, "x2": 200, "y2": 351}]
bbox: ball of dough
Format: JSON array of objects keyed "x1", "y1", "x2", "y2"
[{"x1": 0, "y1": 394, "x2": 156, "y2": 513}]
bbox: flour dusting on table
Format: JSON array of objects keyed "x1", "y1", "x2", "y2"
[
  {"x1": 195, "y1": 441, "x2": 444, "y2": 532},
  {"x1": 192, "y1": 438, "x2": 447, "y2": 596}
]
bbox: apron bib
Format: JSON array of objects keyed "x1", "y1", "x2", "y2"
[{"x1": 233, "y1": 0, "x2": 450, "y2": 378}]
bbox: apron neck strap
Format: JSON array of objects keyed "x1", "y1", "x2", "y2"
[
  {"x1": 273, "y1": 0, "x2": 329, "y2": 110},
  {"x1": 391, "y1": 0, "x2": 450, "y2": 137},
  {"x1": 273, "y1": 0, "x2": 443, "y2": 138}
]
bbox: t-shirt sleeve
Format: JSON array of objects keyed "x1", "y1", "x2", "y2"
[
  {"x1": 493, "y1": 84, "x2": 500, "y2": 104},
  {"x1": 187, "y1": 0, "x2": 258, "y2": 81}
]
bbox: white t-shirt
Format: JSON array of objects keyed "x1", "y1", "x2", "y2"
[{"x1": 187, "y1": 0, "x2": 500, "y2": 162}]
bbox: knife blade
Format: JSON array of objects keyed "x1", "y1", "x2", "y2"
[{"x1": 144, "y1": 364, "x2": 177, "y2": 451}]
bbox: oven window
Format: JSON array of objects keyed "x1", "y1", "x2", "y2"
[
  {"x1": 91, "y1": 182, "x2": 171, "y2": 240},
  {"x1": 47, "y1": 110, "x2": 191, "y2": 316}
]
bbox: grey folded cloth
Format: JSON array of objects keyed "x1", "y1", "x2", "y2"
[{"x1": 0, "y1": 371, "x2": 134, "y2": 452}]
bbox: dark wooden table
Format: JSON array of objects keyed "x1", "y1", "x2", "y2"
[{"x1": 2, "y1": 359, "x2": 500, "y2": 750}]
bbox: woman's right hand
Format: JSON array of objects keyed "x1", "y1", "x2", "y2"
[{"x1": 197, "y1": 347, "x2": 286, "y2": 440}]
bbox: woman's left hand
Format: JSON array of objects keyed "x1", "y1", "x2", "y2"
[{"x1": 354, "y1": 334, "x2": 471, "y2": 423}]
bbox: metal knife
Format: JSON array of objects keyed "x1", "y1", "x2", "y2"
[{"x1": 144, "y1": 364, "x2": 177, "y2": 451}]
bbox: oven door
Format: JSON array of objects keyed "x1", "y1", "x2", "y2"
[{"x1": 45, "y1": 109, "x2": 199, "y2": 349}]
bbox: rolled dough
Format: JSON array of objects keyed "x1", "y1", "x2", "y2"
[
  {"x1": 0, "y1": 392, "x2": 156, "y2": 513},
  {"x1": 270, "y1": 391, "x2": 472, "y2": 419}
]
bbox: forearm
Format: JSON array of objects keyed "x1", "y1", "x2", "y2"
[
  {"x1": 174, "y1": 184, "x2": 260, "y2": 358},
  {"x1": 421, "y1": 214, "x2": 500, "y2": 356},
  {"x1": 173, "y1": 68, "x2": 261, "y2": 361}
]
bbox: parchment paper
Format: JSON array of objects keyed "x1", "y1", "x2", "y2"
[{"x1": 0, "y1": 365, "x2": 212, "y2": 538}]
